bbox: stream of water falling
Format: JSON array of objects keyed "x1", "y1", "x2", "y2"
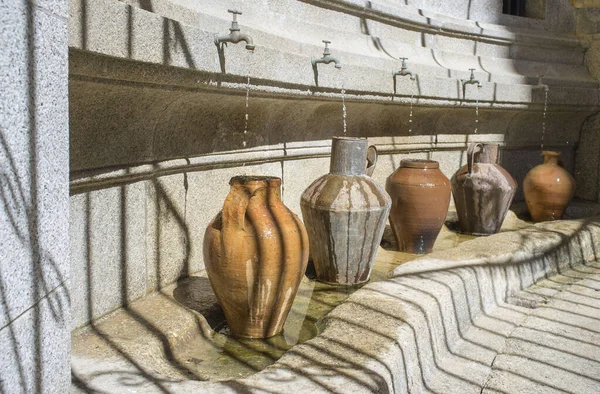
[
  {"x1": 474, "y1": 86, "x2": 480, "y2": 134},
  {"x1": 541, "y1": 90, "x2": 548, "y2": 151},
  {"x1": 341, "y1": 83, "x2": 347, "y2": 136},
  {"x1": 243, "y1": 72, "x2": 250, "y2": 148},
  {"x1": 241, "y1": 49, "x2": 254, "y2": 174},
  {"x1": 408, "y1": 91, "x2": 414, "y2": 135}
]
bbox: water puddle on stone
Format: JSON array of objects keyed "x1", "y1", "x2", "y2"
[
  {"x1": 163, "y1": 225, "x2": 479, "y2": 381},
  {"x1": 72, "y1": 224, "x2": 488, "y2": 383}
]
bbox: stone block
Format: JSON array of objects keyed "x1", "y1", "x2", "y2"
[
  {"x1": 0, "y1": 284, "x2": 70, "y2": 394},
  {"x1": 35, "y1": 0, "x2": 68, "y2": 18},
  {"x1": 430, "y1": 149, "x2": 466, "y2": 180},
  {"x1": 0, "y1": 4, "x2": 69, "y2": 328},
  {"x1": 70, "y1": 182, "x2": 147, "y2": 329},
  {"x1": 282, "y1": 157, "x2": 330, "y2": 217}
]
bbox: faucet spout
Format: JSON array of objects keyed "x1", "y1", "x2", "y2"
[
  {"x1": 392, "y1": 57, "x2": 416, "y2": 80},
  {"x1": 214, "y1": 9, "x2": 255, "y2": 51},
  {"x1": 461, "y1": 68, "x2": 482, "y2": 98},
  {"x1": 533, "y1": 74, "x2": 549, "y2": 92},
  {"x1": 312, "y1": 56, "x2": 342, "y2": 69},
  {"x1": 312, "y1": 40, "x2": 342, "y2": 69}
]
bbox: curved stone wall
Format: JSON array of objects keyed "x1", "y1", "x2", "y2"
[{"x1": 68, "y1": 0, "x2": 600, "y2": 327}]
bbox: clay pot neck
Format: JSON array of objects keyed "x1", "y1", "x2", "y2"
[
  {"x1": 330, "y1": 136, "x2": 367, "y2": 175},
  {"x1": 542, "y1": 151, "x2": 560, "y2": 165},
  {"x1": 474, "y1": 144, "x2": 499, "y2": 164},
  {"x1": 400, "y1": 159, "x2": 439, "y2": 169},
  {"x1": 229, "y1": 176, "x2": 282, "y2": 198}
]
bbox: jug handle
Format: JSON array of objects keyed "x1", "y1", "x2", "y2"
[
  {"x1": 467, "y1": 143, "x2": 483, "y2": 175},
  {"x1": 366, "y1": 145, "x2": 378, "y2": 177}
]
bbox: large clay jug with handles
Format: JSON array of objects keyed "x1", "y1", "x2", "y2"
[
  {"x1": 204, "y1": 176, "x2": 309, "y2": 339},
  {"x1": 300, "y1": 137, "x2": 391, "y2": 286},
  {"x1": 451, "y1": 143, "x2": 517, "y2": 235}
]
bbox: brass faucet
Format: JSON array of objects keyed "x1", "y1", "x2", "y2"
[
  {"x1": 311, "y1": 40, "x2": 341, "y2": 69},
  {"x1": 461, "y1": 68, "x2": 482, "y2": 98},
  {"x1": 393, "y1": 57, "x2": 415, "y2": 80},
  {"x1": 214, "y1": 9, "x2": 255, "y2": 51}
]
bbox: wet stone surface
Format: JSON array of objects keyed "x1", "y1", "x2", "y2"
[{"x1": 71, "y1": 211, "x2": 531, "y2": 382}]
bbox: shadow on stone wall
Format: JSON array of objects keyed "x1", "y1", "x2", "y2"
[
  {"x1": 0, "y1": 1, "x2": 70, "y2": 391},
  {"x1": 68, "y1": 1, "x2": 600, "y2": 390},
  {"x1": 71, "y1": 212, "x2": 600, "y2": 392}
]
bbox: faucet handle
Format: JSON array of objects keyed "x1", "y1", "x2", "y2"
[
  {"x1": 468, "y1": 68, "x2": 477, "y2": 81},
  {"x1": 228, "y1": 9, "x2": 242, "y2": 22},
  {"x1": 321, "y1": 40, "x2": 331, "y2": 55}
]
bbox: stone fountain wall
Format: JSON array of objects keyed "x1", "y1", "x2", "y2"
[
  {"x1": 1, "y1": 0, "x2": 70, "y2": 392},
  {"x1": 68, "y1": 0, "x2": 600, "y2": 328}
]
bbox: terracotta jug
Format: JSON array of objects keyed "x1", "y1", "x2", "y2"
[
  {"x1": 523, "y1": 151, "x2": 575, "y2": 222},
  {"x1": 386, "y1": 159, "x2": 451, "y2": 254},
  {"x1": 451, "y1": 143, "x2": 517, "y2": 235},
  {"x1": 204, "y1": 176, "x2": 309, "y2": 339},
  {"x1": 300, "y1": 137, "x2": 391, "y2": 286}
]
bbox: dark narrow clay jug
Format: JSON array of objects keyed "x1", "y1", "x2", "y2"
[
  {"x1": 386, "y1": 159, "x2": 451, "y2": 254},
  {"x1": 451, "y1": 143, "x2": 517, "y2": 235},
  {"x1": 204, "y1": 176, "x2": 309, "y2": 339},
  {"x1": 523, "y1": 151, "x2": 575, "y2": 222},
  {"x1": 300, "y1": 137, "x2": 391, "y2": 286}
]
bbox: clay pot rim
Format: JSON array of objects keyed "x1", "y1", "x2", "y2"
[
  {"x1": 229, "y1": 175, "x2": 281, "y2": 185},
  {"x1": 332, "y1": 136, "x2": 367, "y2": 141},
  {"x1": 400, "y1": 159, "x2": 440, "y2": 169},
  {"x1": 541, "y1": 150, "x2": 561, "y2": 157}
]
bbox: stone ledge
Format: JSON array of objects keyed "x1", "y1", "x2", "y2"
[
  {"x1": 72, "y1": 217, "x2": 600, "y2": 393},
  {"x1": 69, "y1": 134, "x2": 574, "y2": 194}
]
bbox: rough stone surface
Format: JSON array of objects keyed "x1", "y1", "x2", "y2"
[
  {"x1": 69, "y1": 183, "x2": 148, "y2": 329},
  {"x1": 72, "y1": 216, "x2": 600, "y2": 393},
  {"x1": 0, "y1": 0, "x2": 70, "y2": 392},
  {"x1": 70, "y1": 163, "x2": 283, "y2": 328},
  {"x1": 67, "y1": 0, "x2": 598, "y2": 355},
  {"x1": 67, "y1": 0, "x2": 597, "y2": 173},
  {"x1": 575, "y1": 113, "x2": 600, "y2": 201}
]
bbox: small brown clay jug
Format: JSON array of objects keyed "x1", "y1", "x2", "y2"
[
  {"x1": 301, "y1": 137, "x2": 390, "y2": 286},
  {"x1": 451, "y1": 143, "x2": 517, "y2": 235},
  {"x1": 523, "y1": 151, "x2": 575, "y2": 222},
  {"x1": 386, "y1": 159, "x2": 451, "y2": 254},
  {"x1": 204, "y1": 176, "x2": 309, "y2": 339}
]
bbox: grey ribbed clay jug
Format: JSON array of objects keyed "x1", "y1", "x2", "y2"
[{"x1": 300, "y1": 137, "x2": 391, "y2": 286}]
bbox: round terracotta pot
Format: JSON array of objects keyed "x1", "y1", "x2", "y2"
[
  {"x1": 523, "y1": 151, "x2": 575, "y2": 222},
  {"x1": 386, "y1": 159, "x2": 451, "y2": 254},
  {"x1": 301, "y1": 137, "x2": 391, "y2": 286},
  {"x1": 203, "y1": 176, "x2": 309, "y2": 339},
  {"x1": 452, "y1": 143, "x2": 517, "y2": 235}
]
